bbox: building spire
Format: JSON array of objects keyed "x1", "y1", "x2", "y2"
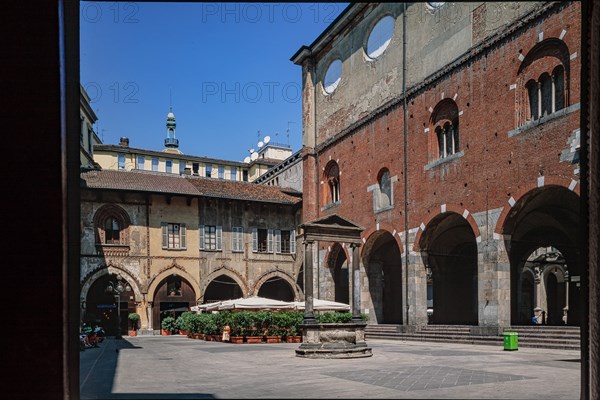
[{"x1": 164, "y1": 92, "x2": 179, "y2": 150}]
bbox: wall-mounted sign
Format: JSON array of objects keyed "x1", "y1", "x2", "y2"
[{"x1": 97, "y1": 304, "x2": 117, "y2": 309}]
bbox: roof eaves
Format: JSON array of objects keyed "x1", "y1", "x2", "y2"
[{"x1": 290, "y1": 2, "x2": 366, "y2": 64}]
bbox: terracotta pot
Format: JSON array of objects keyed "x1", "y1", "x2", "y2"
[
  {"x1": 179, "y1": 330, "x2": 188, "y2": 336},
  {"x1": 161, "y1": 329, "x2": 172, "y2": 336},
  {"x1": 265, "y1": 335, "x2": 282, "y2": 343},
  {"x1": 245, "y1": 336, "x2": 262, "y2": 344},
  {"x1": 286, "y1": 335, "x2": 302, "y2": 343},
  {"x1": 129, "y1": 330, "x2": 137, "y2": 337},
  {"x1": 230, "y1": 336, "x2": 243, "y2": 344}
]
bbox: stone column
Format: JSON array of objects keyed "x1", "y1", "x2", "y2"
[
  {"x1": 537, "y1": 81, "x2": 542, "y2": 118},
  {"x1": 351, "y1": 243, "x2": 362, "y2": 321},
  {"x1": 551, "y1": 75, "x2": 556, "y2": 113},
  {"x1": 147, "y1": 301, "x2": 153, "y2": 331},
  {"x1": 563, "y1": 270, "x2": 570, "y2": 324},
  {"x1": 412, "y1": 253, "x2": 429, "y2": 326},
  {"x1": 303, "y1": 239, "x2": 316, "y2": 323}
]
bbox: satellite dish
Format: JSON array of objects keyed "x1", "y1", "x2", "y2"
[
  {"x1": 244, "y1": 156, "x2": 251, "y2": 163},
  {"x1": 250, "y1": 152, "x2": 258, "y2": 161},
  {"x1": 257, "y1": 141, "x2": 264, "y2": 148},
  {"x1": 264, "y1": 135, "x2": 271, "y2": 144},
  {"x1": 249, "y1": 148, "x2": 255, "y2": 154}
]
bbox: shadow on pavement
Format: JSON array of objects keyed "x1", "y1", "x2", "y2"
[{"x1": 81, "y1": 338, "x2": 215, "y2": 399}]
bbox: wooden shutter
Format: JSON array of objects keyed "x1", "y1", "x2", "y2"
[
  {"x1": 162, "y1": 223, "x2": 168, "y2": 248},
  {"x1": 275, "y1": 229, "x2": 281, "y2": 253},
  {"x1": 267, "y1": 229, "x2": 273, "y2": 253},
  {"x1": 252, "y1": 227, "x2": 258, "y2": 252},
  {"x1": 199, "y1": 225, "x2": 205, "y2": 249},
  {"x1": 216, "y1": 225, "x2": 222, "y2": 250},
  {"x1": 180, "y1": 224, "x2": 186, "y2": 249},
  {"x1": 290, "y1": 229, "x2": 296, "y2": 254}
]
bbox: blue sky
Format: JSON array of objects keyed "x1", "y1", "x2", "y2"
[{"x1": 80, "y1": 2, "x2": 348, "y2": 161}]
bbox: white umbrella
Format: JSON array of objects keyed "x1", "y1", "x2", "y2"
[
  {"x1": 292, "y1": 298, "x2": 351, "y2": 311},
  {"x1": 217, "y1": 296, "x2": 295, "y2": 311}
]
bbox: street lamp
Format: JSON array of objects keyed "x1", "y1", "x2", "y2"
[{"x1": 106, "y1": 275, "x2": 131, "y2": 339}]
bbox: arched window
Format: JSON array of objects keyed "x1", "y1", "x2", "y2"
[
  {"x1": 553, "y1": 65, "x2": 565, "y2": 111},
  {"x1": 93, "y1": 204, "x2": 131, "y2": 254},
  {"x1": 518, "y1": 38, "x2": 570, "y2": 124},
  {"x1": 378, "y1": 169, "x2": 392, "y2": 209},
  {"x1": 526, "y1": 79, "x2": 539, "y2": 120},
  {"x1": 430, "y1": 99, "x2": 460, "y2": 161},
  {"x1": 540, "y1": 72, "x2": 553, "y2": 117},
  {"x1": 324, "y1": 161, "x2": 340, "y2": 205},
  {"x1": 104, "y1": 217, "x2": 121, "y2": 244}
]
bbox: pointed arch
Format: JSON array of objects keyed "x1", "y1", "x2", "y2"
[
  {"x1": 252, "y1": 269, "x2": 300, "y2": 301},
  {"x1": 147, "y1": 264, "x2": 199, "y2": 301},
  {"x1": 80, "y1": 264, "x2": 142, "y2": 303},
  {"x1": 201, "y1": 266, "x2": 249, "y2": 300}
]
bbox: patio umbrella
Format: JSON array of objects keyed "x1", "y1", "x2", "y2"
[
  {"x1": 292, "y1": 298, "x2": 351, "y2": 311},
  {"x1": 216, "y1": 296, "x2": 295, "y2": 311}
]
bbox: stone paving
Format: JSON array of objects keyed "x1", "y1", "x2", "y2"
[{"x1": 80, "y1": 335, "x2": 580, "y2": 399}]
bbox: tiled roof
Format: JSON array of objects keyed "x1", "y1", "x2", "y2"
[
  {"x1": 81, "y1": 169, "x2": 301, "y2": 205},
  {"x1": 186, "y1": 174, "x2": 301, "y2": 204}
]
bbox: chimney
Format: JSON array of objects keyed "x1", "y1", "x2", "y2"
[{"x1": 119, "y1": 137, "x2": 129, "y2": 147}]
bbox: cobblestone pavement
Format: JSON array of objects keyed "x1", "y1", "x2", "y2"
[{"x1": 80, "y1": 336, "x2": 580, "y2": 399}]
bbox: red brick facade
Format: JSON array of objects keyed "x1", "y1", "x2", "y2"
[{"x1": 296, "y1": 2, "x2": 581, "y2": 328}]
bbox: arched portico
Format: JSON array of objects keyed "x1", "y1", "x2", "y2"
[
  {"x1": 202, "y1": 268, "x2": 246, "y2": 303},
  {"x1": 81, "y1": 266, "x2": 141, "y2": 336},
  {"x1": 148, "y1": 267, "x2": 198, "y2": 331},
  {"x1": 362, "y1": 230, "x2": 403, "y2": 324},
  {"x1": 502, "y1": 185, "x2": 580, "y2": 326},
  {"x1": 254, "y1": 270, "x2": 299, "y2": 301},
  {"x1": 419, "y1": 212, "x2": 478, "y2": 325}
]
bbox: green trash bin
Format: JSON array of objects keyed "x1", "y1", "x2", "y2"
[{"x1": 503, "y1": 331, "x2": 518, "y2": 351}]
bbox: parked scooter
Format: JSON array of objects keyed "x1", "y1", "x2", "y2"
[
  {"x1": 79, "y1": 333, "x2": 87, "y2": 351},
  {"x1": 82, "y1": 324, "x2": 100, "y2": 348},
  {"x1": 93, "y1": 325, "x2": 106, "y2": 343}
]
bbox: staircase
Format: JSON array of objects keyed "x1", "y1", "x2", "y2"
[{"x1": 365, "y1": 324, "x2": 580, "y2": 350}]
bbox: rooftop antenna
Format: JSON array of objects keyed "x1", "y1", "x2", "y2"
[{"x1": 169, "y1": 87, "x2": 172, "y2": 111}]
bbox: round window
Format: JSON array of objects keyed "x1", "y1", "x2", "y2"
[
  {"x1": 426, "y1": 2, "x2": 445, "y2": 14},
  {"x1": 323, "y1": 59, "x2": 342, "y2": 94},
  {"x1": 366, "y1": 15, "x2": 394, "y2": 60}
]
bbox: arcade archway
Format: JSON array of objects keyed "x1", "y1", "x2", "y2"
[
  {"x1": 362, "y1": 230, "x2": 403, "y2": 324},
  {"x1": 257, "y1": 276, "x2": 295, "y2": 301},
  {"x1": 503, "y1": 186, "x2": 580, "y2": 326},
  {"x1": 151, "y1": 274, "x2": 196, "y2": 331},
  {"x1": 203, "y1": 274, "x2": 243, "y2": 303},
  {"x1": 84, "y1": 273, "x2": 136, "y2": 336},
  {"x1": 420, "y1": 212, "x2": 478, "y2": 325}
]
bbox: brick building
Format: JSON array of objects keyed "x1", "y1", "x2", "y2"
[{"x1": 292, "y1": 1, "x2": 581, "y2": 331}]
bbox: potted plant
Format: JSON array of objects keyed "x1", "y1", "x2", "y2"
[
  {"x1": 230, "y1": 311, "x2": 249, "y2": 344},
  {"x1": 161, "y1": 316, "x2": 176, "y2": 335},
  {"x1": 266, "y1": 312, "x2": 285, "y2": 343},
  {"x1": 286, "y1": 311, "x2": 303, "y2": 343},
  {"x1": 176, "y1": 312, "x2": 193, "y2": 336},
  {"x1": 128, "y1": 312, "x2": 140, "y2": 336},
  {"x1": 245, "y1": 311, "x2": 267, "y2": 343}
]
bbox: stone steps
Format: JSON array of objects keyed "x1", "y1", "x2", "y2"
[{"x1": 365, "y1": 324, "x2": 580, "y2": 350}]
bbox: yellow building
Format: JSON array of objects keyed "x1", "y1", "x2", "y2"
[{"x1": 93, "y1": 108, "x2": 292, "y2": 182}]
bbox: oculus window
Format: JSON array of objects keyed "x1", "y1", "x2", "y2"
[
  {"x1": 366, "y1": 15, "x2": 394, "y2": 60},
  {"x1": 323, "y1": 59, "x2": 342, "y2": 94}
]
